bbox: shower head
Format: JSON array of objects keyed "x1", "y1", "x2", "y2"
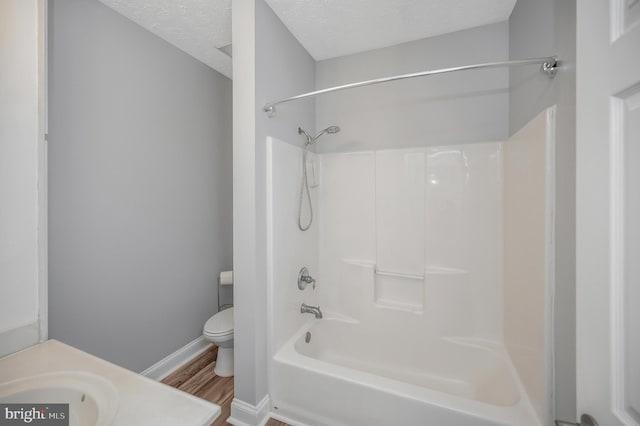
[{"x1": 298, "y1": 125, "x2": 341, "y2": 145}]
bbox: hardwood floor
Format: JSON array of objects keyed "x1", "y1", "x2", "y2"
[{"x1": 162, "y1": 345, "x2": 288, "y2": 426}]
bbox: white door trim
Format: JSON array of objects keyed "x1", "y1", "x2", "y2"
[{"x1": 37, "y1": 0, "x2": 48, "y2": 343}]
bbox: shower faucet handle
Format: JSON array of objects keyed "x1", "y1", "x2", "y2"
[{"x1": 298, "y1": 267, "x2": 316, "y2": 290}]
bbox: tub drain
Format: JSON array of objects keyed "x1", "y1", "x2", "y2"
[{"x1": 305, "y1": 332, "x2": 311, "y2": 343}]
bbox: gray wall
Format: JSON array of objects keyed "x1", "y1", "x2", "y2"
[
  {"x1": 509, "y1": 0, "x2": 577, "y2": 420},
  {"x1": 232, "y1": 0, "x2": 315, "y2": 406},
  {"x1": 315, "y1": 22, "x2": 509, "y2": 153},
  {"x1": 48, "y1": 0, "x2": 233, "y2": 372},
  {"x1": 256, "y1": 0, "x2": 316, "y2": 149}
]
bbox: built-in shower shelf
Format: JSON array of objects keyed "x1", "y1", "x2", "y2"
[
  {"x1": 374, "y1": 297, "x2": 424, "y2": 314},
  {"x1": 424, "y1": 266, "x2": 468, "y2": 275},
  {"x1": 373, "y1": 267, "x2": 425, "y2": 314},
  {"x1": 371, "y1": 267, "x2": 470, "y2": 314},
  {"x1": 374, "y1": 268, "x2": 424, "y2": 281}
]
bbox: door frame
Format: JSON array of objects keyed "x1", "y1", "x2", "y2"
[{"x1": 37, "y1": 0, "x2": 48, "y2": 342}]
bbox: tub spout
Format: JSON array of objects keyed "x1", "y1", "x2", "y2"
[{"x1": 300, "y1": 303, "x2": 323, "y2": 319}]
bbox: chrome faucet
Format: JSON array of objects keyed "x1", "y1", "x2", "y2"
[{"x1": 300, "y1": 303, "x2": 323, "y2": 319}]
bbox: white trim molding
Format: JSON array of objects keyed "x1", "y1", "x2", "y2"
[
  {"x1": 269, "y1": 412, "x2": 311, "y2": 426},
  {"x1": 228, "y1": 395, "x2": 271, "y2": 426},
  {"x1": 544, "y1": 106, "x2": 557, "y2": 425},
  {"x1": 140, "y1": 336, "x2": 211, "y2": 381},
  {"x1": 0, "y1": 321, "x2": 40, "y2": 358},
  {"x1": 37, "y1": 0, "x2": 49, "y2": 343}
]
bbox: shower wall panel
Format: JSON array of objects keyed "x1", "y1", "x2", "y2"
[
  {"x1": 317, "y1": 152, "x2": 376, "y2": 321},
  {"x1": 375, "y1": 150, "x2": 426, "y2": 277},
  {"x1": 503, "y1": 108, "x2": 554, "y2": 425},
  {"x1": 267, "y1": 138, "x2": 319, "y2": 352},
  {"x1": 425, "y1": 143, "x2": 504, "y2": 340},
  {"x1": 317, "y1": 142, "x2": 503, "y2": 341}
]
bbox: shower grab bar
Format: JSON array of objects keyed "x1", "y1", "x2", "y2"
[{"x1": 263, "y1": 56, "x2": 558, "y2": 116}]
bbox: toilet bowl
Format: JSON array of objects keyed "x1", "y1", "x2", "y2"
[{"x1": 203, "y1": 307, "x2": 234, "y2": 377}]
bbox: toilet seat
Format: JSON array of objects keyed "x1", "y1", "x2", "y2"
[{"x1": 203, "y1": 307, "x2": 234, "y2": 338}]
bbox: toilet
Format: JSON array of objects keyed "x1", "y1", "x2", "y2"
[{"x1": 203, "y1": 307, "x2": 234, "y2": 377}]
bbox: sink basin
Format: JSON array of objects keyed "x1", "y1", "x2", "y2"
[
  {"x1": 0, "y1": 340, "x2": 219, "y2": 425},
  {"x1": 0, "y1": 371, "x2": 119, "y2": 426}
]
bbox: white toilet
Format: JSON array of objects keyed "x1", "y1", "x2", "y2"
[{"x1": 203, "y1": 306, "x2": 234, "y2": 377}]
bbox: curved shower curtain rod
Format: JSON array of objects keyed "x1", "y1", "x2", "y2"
[{"x1": 263, "y1": 56, "x2": 558, "y2": 116}]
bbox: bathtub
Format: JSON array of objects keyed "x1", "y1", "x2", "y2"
[{"x1": 270, "y1": 319, "x2": 541, "y2": 426}]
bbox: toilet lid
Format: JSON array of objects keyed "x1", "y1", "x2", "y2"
[{"x1": 204, "y1": 307, "x2": 234, "y2": 336}]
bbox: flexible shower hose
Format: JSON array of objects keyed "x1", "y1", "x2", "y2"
[{"x1": 298, "y1": 147, "x2": 313, "y2": 231}]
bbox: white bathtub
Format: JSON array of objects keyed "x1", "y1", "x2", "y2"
[{"x1": 270, "y1": 319, "x2": 541, "y2": 426}]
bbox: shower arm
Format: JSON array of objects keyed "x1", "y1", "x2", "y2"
[{"x1": 264, "y1": 56, "x2": 558, "y2": 116}]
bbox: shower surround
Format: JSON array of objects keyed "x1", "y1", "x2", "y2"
[{"x1": 266, "y1": 109, "x2": 554, "y2": 426}]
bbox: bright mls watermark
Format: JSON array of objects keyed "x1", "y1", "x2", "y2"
[{"x1": 0, "y1": 404, "x2": 68, "y2": 425}]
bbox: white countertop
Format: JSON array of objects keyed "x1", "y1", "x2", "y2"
[{"x1": 0, "y1": 340, "x2": 220, "y2": 425}]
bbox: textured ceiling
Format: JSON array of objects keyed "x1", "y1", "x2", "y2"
[
  {"x1": 264, "y1": 0, "x2": 517, "y2": 60},
  {"x1": 98, "y1": 0, "x2": 232, "y2": 78},
  {"x1": 97, "y1": 0, "x2": 517, "y2": 78}
]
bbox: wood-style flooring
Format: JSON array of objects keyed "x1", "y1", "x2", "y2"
[{"x1": 162, "y1": 344, "x2": 288, "y2": 426}]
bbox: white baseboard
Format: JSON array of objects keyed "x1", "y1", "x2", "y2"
[
  {"x1": 140, "y1": 336, "x2": 211, "y2": 381},
  {"x1": 0, "y1": 321, "x2": 40, "y2": 358},
  {"x1": 228, "y1": 395, "x2": 271, "y2": 426},
  {"x1": 269, "y1": 412, "x2": 311, "y2": 426}
]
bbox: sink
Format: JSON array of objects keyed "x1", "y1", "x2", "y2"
[
  {"x1": 0, "y1": 340, "x2": 219, "y2": 425},
  {"x1": 0, "y1": 371, "x2": 119, "y2": 426}
]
